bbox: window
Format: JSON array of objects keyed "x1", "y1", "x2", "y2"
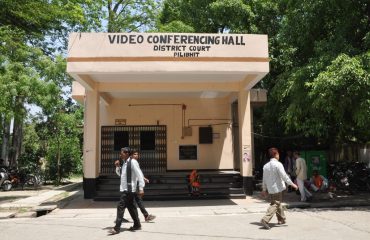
[
  {"x1": 140, "y1": 131, "x2": 156, "y2": 150},
  {"x1": 114, "y1": 131, "x2": 129, "y2": 151},
  {"x1": 199, "y1": 127, "x2": 213, "y2": 144}
]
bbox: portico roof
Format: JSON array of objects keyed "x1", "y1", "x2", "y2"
[{"x1": 67, "y1": 33, "x2": 269, "y2": 100}]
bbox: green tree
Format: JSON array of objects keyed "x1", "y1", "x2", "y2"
[
  {"x1": 0, "y1": 0, "x2": 90, "y2": 168},
  {"x1": 1, "y1": 0, "x2": 161, "y2": 177},
  {"x1": 105, "y1": 0, "x2": 160, "y2": 32},
  {"x1": 159, "y1": 0, "x2": 254, "y2": 33},
  {"x1": 306, "y1": 54, "x2": 370, "y2": 142},
  {"x1": 45, "y1": 106, "x2": 83, "y2": 183},
  {"x1": 159, "y1": 0, "x2": 218, "y2": 32},
  {"x1": 0, "y1": 27, "x2": 61, "y2": 166},
  {"x1": 158, "y1": 0, "x2": 370, "y2": 148},
  {"x1": 270, "y1": 0, "x2": 370, "y2": 144}
]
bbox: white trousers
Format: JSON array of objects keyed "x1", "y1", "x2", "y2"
[{"x1": 297, "y1": 178, "x2": 312, "y2": 201}]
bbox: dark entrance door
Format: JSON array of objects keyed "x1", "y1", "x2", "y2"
[{"x1": 101, "y1": 125, "x2": 167, "y2": 175}]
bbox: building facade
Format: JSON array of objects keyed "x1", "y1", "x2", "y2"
[{"x1": 67, "y1": 32, "x2": 269, "y2": 198}]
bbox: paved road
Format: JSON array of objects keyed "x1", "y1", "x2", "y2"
[{"x1": 1, "y1": 191, "x2": 370, "y2": 240}]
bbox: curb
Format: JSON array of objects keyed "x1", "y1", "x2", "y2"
[
  {"x1": 286, "y1": 200, "x2": 370, "y2": 209},
  {"x1": 0, "y1": 181, "x2": 83, "y2": 218}
]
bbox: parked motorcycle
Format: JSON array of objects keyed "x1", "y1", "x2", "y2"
[
  {"x1": 328, "y1": 161, "x2": 370, "y2": 194},
  {"x1": 0, "y1": 168, "x2": 12, "y2": 191},
  {"x1": 347, "y1": 162, "x2": 370, "y2": 192},
  {"x1": 327, "y1": 163, "x2": 353, "y2": 194}
]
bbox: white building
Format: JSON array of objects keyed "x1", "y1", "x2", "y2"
[{"x1": 67, "y1": 32, "x2": 269, "y2": 198}]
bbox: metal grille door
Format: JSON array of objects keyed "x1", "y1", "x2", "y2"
[{"x1": 101, "y1": 125, "x2": 167, "y2": 175}]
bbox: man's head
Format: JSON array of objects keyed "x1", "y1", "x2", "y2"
[
  {"x1": 120, "y1": 147, "x2": 131, "y2": 160},
  {"x1": 268, "y1": 147, "x2": 279, "y2": 160},
  {"x1": 131, "y1": 150, "x2": 139, "y2": 160},
  {"x1": 293, "y1": 151, "x2": 300, "y2": 158},
  {"x1": 313, "y1": 170, "x2": 319, "y2": 176}
]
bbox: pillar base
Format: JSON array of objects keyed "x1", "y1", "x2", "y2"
[
  {"x1": 242, "y1": 176, "x2": 254, "y2": 196},
  {"x1": 83, "y1": 177, "x2": 97, "y2": 199}
]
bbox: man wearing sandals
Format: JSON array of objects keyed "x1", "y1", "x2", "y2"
[{"x1": 260, "y1": 147, "x2": 298, "y2": 230}]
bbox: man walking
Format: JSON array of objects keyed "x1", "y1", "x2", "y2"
[
  {"x1": 294, "y1": 151, "x2": 312, "y2": 202},
  {"x1": 109, "y1": 147, "x2": 145, "y2": 235},
  {"x1": 260, "y1": 147, "x2": 298, "y2": 230},
  {"x1": 130, "y1": 150, "x2": 156, "y2": 222}
]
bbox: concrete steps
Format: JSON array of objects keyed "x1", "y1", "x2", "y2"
[{"x1": 94, "y1": 171, "x2": 245, "y2": 201}]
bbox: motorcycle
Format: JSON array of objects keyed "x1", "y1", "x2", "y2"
[
  {"x1": 327, "y1": 163, "x2": 353, "y2": 194},
  {"x1": 0, "y1": 168, "x2": 12, "y2": 191},
  {"x1": 348, "y1": 162, "x2": 370, "y2": 192}
]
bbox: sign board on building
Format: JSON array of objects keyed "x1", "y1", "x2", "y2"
[
  {"x1": 115, "y1": 119, "x2": 126, "y2": 125},
  {"x1": 179, "y1": 145, "x2": 197, "y2": 160},
  {"x1": 68, "y1": 33, "x2": 268, "y2": 60}
]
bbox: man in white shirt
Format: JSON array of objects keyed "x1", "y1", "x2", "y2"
[
  {"x1": 260, "y1": 147, "x2": 298, "y2": 230},
  {"x1": 109, "y1": 147, "x2": 145, "y2": 235},
  {"x1": 294, "y1": 151, "x2": 312, "y2": 202}
]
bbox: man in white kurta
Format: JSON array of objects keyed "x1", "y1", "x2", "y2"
[{"x1": 294, "y1": 151, "x2": 312, "y2": 202}]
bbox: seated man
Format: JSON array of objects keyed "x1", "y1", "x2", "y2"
[{"x1": 310, "y1": 170, "x2": 328, "y2": 192}]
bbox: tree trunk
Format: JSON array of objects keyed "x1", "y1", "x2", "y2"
[
  {"x1": 1, "y1": 116, "x2": 11, "y2": 166},
  {"x1": 8, "y1": 95, "x2": 26, "y2": 168},
  {"x1": 107, "y1": 0, "x2": 114, "y2": 32},
  {"x1": 9, "y1": 118, "x2": 23, "y2": 167}
]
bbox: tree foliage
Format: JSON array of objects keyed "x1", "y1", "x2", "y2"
[
  {"x1": 0, "y1": 0, "x2": 88, "y2": 179},
  {"x1": 159, "y1": 0, "x2": 255, "y2": 33},
  {"x1": 270, "y1": 0, "x2": 370, "y2": 144},
  {"x1": 105, "y1": 0, "x2": 160, "y2": 32},
  {"x1": 1, "y1": 0, "x2": 162, "y2": 181},
  {"x1": 159, "y1": 0, "x2": 370, "y2": 146},
  {"x1": 44, "y1": 106, "x2": 83, "y2": 182},
  {"x1": 306, "y1": 53, "x2": 370, "y2": 142},
  {"x1": 1, "y1": 0, "x2": 368, "y2": 178}
]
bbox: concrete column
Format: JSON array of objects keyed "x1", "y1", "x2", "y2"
[
  {"x1": 83, "y1": 88, "x2": 100, "y2": 198},
  {"x1": 238, "y1": 89, "x2": 254, "y2": 195}
]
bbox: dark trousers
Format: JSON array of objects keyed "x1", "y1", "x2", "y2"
[
  {"x1": 120, "y1": 193, "x2": 148, "y2": 219},
  {"x1": 114, "y1": 191, "x2": 140, "y2": 230},
  {"x1": 134, "y1": 193, "x2": 148, "y2": 217}
]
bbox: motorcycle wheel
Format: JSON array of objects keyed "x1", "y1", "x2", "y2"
[
  {"x1": 2, "y1": 180, "x2": 12, "y2": 191},
  {"x1": 26, "y1": 175, "x2": 37, "y2": 187}
]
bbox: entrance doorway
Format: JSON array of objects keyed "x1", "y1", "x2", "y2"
[{"x1": 100, "y1": 125, "x2": 167, "y2": 175}]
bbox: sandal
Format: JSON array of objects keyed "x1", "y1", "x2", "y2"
[
  {"x1": 278, "y1": 219, "x2": 286, "y2": 225},
  {"x1": 108, "y1": 228, "x2": 120, "y2": 235}
]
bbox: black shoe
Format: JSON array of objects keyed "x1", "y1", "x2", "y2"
[
  {"x1": 129, "y1": 225, "x2": 142, "y2": 231},
  {"x1": 113, "y1": 218, "x2": 130, "y2": 224}
]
